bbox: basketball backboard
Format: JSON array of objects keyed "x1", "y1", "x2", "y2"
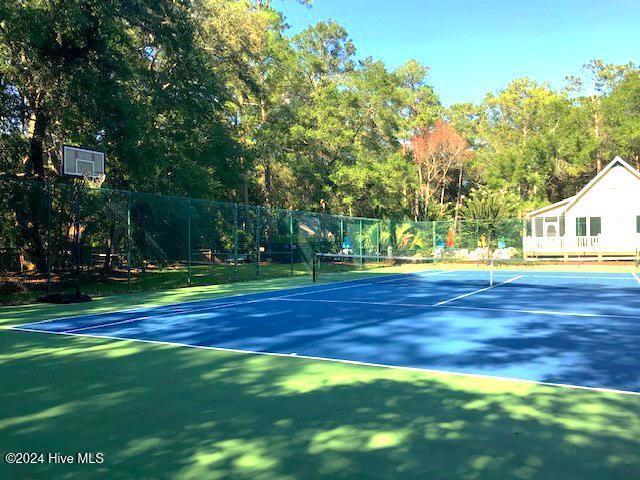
[{"x1": 62, "y1": 145, "x2": 106, "y2": 179}]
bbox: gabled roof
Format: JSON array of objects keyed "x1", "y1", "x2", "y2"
[
  {"x1": 565, "y1": 156, "x2": 640, "y2": 212},
  {"x1": 526, "y1": 156, "x2": 640, "y2": 217},
  {"x1": 526, "y1": 196, "x2": 575, "y2": 217}
]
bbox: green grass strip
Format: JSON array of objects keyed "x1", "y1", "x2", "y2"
[{"x1": 1, "y1": 330, "x2": 639, "y2": 479}]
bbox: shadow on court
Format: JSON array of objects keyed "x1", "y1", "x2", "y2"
[{"x1": 18, "y1": 273, "x2": 640, "y2": 393}]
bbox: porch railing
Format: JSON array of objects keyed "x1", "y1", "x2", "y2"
[
  {"x1": 523, "y1": 235, "x2": 640, "y2": 254},
  {"x1": 523, "y1": 235, "x2": 600, "y2": 253}
]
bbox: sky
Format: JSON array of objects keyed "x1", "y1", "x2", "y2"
[{"x1": 277, "y1": 0, "x2": 640, "y2": 106}]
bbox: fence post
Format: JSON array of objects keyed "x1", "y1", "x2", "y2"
[
  {"x1": 339, "y1": 217, "x2": 344, "y2": 249},
  {"x1": 255, "y1": 207, "x2": 260, "y2": 278},
  {"x1": 432, "y1": 221, "x2": 436, "y2": 250},
  {"x1": 376, "y1": 221, "x2": 380, "y2": 259},
  {"x1": 233, "y1": 203, "x2": 238, "y2": 282},
  {"x1": 390, "y1": 218, "x2": 396, "y2": 256},
  {"x1": 289, "y1": 210, "x2": 294, "y2": 276},
  {"x1": 187, "y1": 198, "x2": 192, "y2": 285},
  {"x1": 126, "y1": 192, "x2": 132, "y2": 292},
  {"x1": 359, "y1": 219, "x2": 363, "y2": 268},
  {"x1": 317, "y1": 213, "x2": 322, "y2": 253}
]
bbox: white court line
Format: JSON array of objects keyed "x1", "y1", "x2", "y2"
[
  {"x1": 12, "y1": 305, "x2": 157, "y2": 328},
  {"x1": 436, "y1": 303, "x2": 640, "y2": 320},
  {"x1": 370, "y1": 270, "x2": 453, "y2": 285},
  {"x1": 62, "y1": 297, "x2": 272, "y2": 333},
  {"x1": 493, "y1": 274, "x2": 638, "y2": 281},
  {"x1": 50, "y1": 272, "x2": 452, "y2": 334},
  {"x1": 9, "y1": 326, "x2": 640, "y2": 397},
  {"x1": 633, "y1": 272, "x2": 640, "y2": 287},
  {"x1": 433, "y1": 275, "x2": 523, "y2": 307},
  {"x1": 274, "y1": 298, "x2": 423, "y2": 308},
  {"x1": 271, "y1": 279, "x2": 395, "y2": 299},
  {"x1": 12, "y1": 272, "x2": 416, "y2": 330},
  {"x1": 65, "y1": 316, "x2": 153, "y2": 333},
  {"x1": 12, "y1": 272, "x2": 411, "y2": 329},
  {"x1": 274, "y1": 297, "x2": 640, "y2": 320}
]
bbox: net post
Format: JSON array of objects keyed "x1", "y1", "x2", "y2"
[
  {"x1": 289, "y1": 209, "x2": 294, "y2": 276},
  {"x1": 187, "y1": 198, "x2": 192, "y2": 285},
  {"x1": 126, "y1": 191, "x2": 132, "y2": 292},
  {"x1": 233, "y1": 202, "x2": 239, "y2": 282}
]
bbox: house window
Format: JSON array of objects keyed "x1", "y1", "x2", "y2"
[
  {"x1": 590, "y1": 217, "x2": 601, "y2": 236},
  {"x1": 559, "y1": 215, "x2": 565, "y2": 236},
  {"x1": 576, "y1": 217, "x2": 587, "y2": 236},
  {"x1": 637, "y1": 216, "x2": 640, "y2": 234},
  {"x1": 534, "y1": 217, "x2": 543, "y2": 237}
]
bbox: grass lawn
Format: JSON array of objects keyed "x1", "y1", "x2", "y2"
[
  {"x1": 1, "y1": 262, "x2": 310, "y2": 306},
  {"x1": 1, "y1": 274, "x2": 640, "y2": 479}
]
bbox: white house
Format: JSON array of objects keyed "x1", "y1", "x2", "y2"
[{"x1": 523, "y1": 156, "x2": 640, "y2": 258}]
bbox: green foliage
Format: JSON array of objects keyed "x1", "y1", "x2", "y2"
[
  {"x1": 460, "y1": 186, "x2": 523, "y2": 250},
  {"x1": 460, "y1": 186, "x2": 522, "y2": 222},
  {"x1": 601, "y1": 72, "x2": 640, "y2": 162},
  {"x1": 394, "y1": 222, "x2": 429, "y2": 253},
  {"x1": 1, "y1": 1, "x2": 639, "y2": 249}
]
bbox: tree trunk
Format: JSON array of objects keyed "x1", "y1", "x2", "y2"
[
  {"x1": 454, "y1": 167, "x2": 464, "y2": 223},
  {"x1": 12, "y1": 184, "x2": 48, "y2": 271},
  {"x1": 260, "y1": 97, "x2": 272, "y2": 207},
  {"x1": 102, "y1": 221, "x2": 116, "y2": 272},
  {"x1": 264, "y1": 159, "x2": 272, "y2": 207},
  {"x1": 593, "y1": 99, "x2": 603, "y2": 172},
  {"x1": 242, "y1": 171, "x2": 250, "y2": 207},
  {"x1": 12, "y1": 92, "x2": 50, "y2": 271},
  {"x1": 102, "y1": 221, "x2": 124, "y2": 273},
  {"x1": 424, "y1": 173, "x2": 432, "y2": 221},
  {"x1": 27, "y1": 92, "x2": 48, "y2": 178}
]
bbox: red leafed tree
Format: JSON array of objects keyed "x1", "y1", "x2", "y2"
[{"x1": 411, "y1": 120, "x2": 469, "y2": 220}]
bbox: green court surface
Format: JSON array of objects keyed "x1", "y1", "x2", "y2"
[{"x1": 2, "y1": 277, "x2": 640, "y2": 479}]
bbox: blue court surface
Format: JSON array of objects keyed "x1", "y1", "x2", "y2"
[{"x1": 14, "y1": 269, "x2": 640, "y2": 394}]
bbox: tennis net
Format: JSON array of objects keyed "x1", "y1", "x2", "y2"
[{"x1": 312, "y1": 253, "x2": 640, "y2": 290}]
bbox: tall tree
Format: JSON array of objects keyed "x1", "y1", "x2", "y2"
[
  {"x1": 601, "y1": 71, "x2": 640, "y2": 168},
  {"x1": 565, "y1": 59, "x2": 636, "y2": 172},
  {"x1": 411, "y1": 120, "x2": 468, "y2": 220}
]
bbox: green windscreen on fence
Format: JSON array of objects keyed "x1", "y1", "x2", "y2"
[{"x1": 1, "y1": 178, "x2": 537, "y2": 305}]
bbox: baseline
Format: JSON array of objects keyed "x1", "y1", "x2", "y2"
[{"x1": 9, "y1": 326, "x2": 640, "y2": 397}]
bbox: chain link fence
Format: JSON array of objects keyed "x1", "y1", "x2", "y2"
[{"x1": 0, "y1": 179, "x2": 526, "y2": 304}]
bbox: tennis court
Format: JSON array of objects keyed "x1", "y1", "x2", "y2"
[{"x1": 13, "y1": 259, "x2": 640, "y2": 394}]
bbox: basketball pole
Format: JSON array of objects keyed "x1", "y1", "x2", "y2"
[{"x1": 73, "y1": 178, "x2": 81, "y2": 300}]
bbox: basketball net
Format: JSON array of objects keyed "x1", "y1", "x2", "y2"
[{"x1": 82, "y1": 173, "x2": 106, "y2": 188}]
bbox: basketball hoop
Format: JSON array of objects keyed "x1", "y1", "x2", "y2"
[{"x1": 62, "y1": 145, "x2": 106, "y2": 184}]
